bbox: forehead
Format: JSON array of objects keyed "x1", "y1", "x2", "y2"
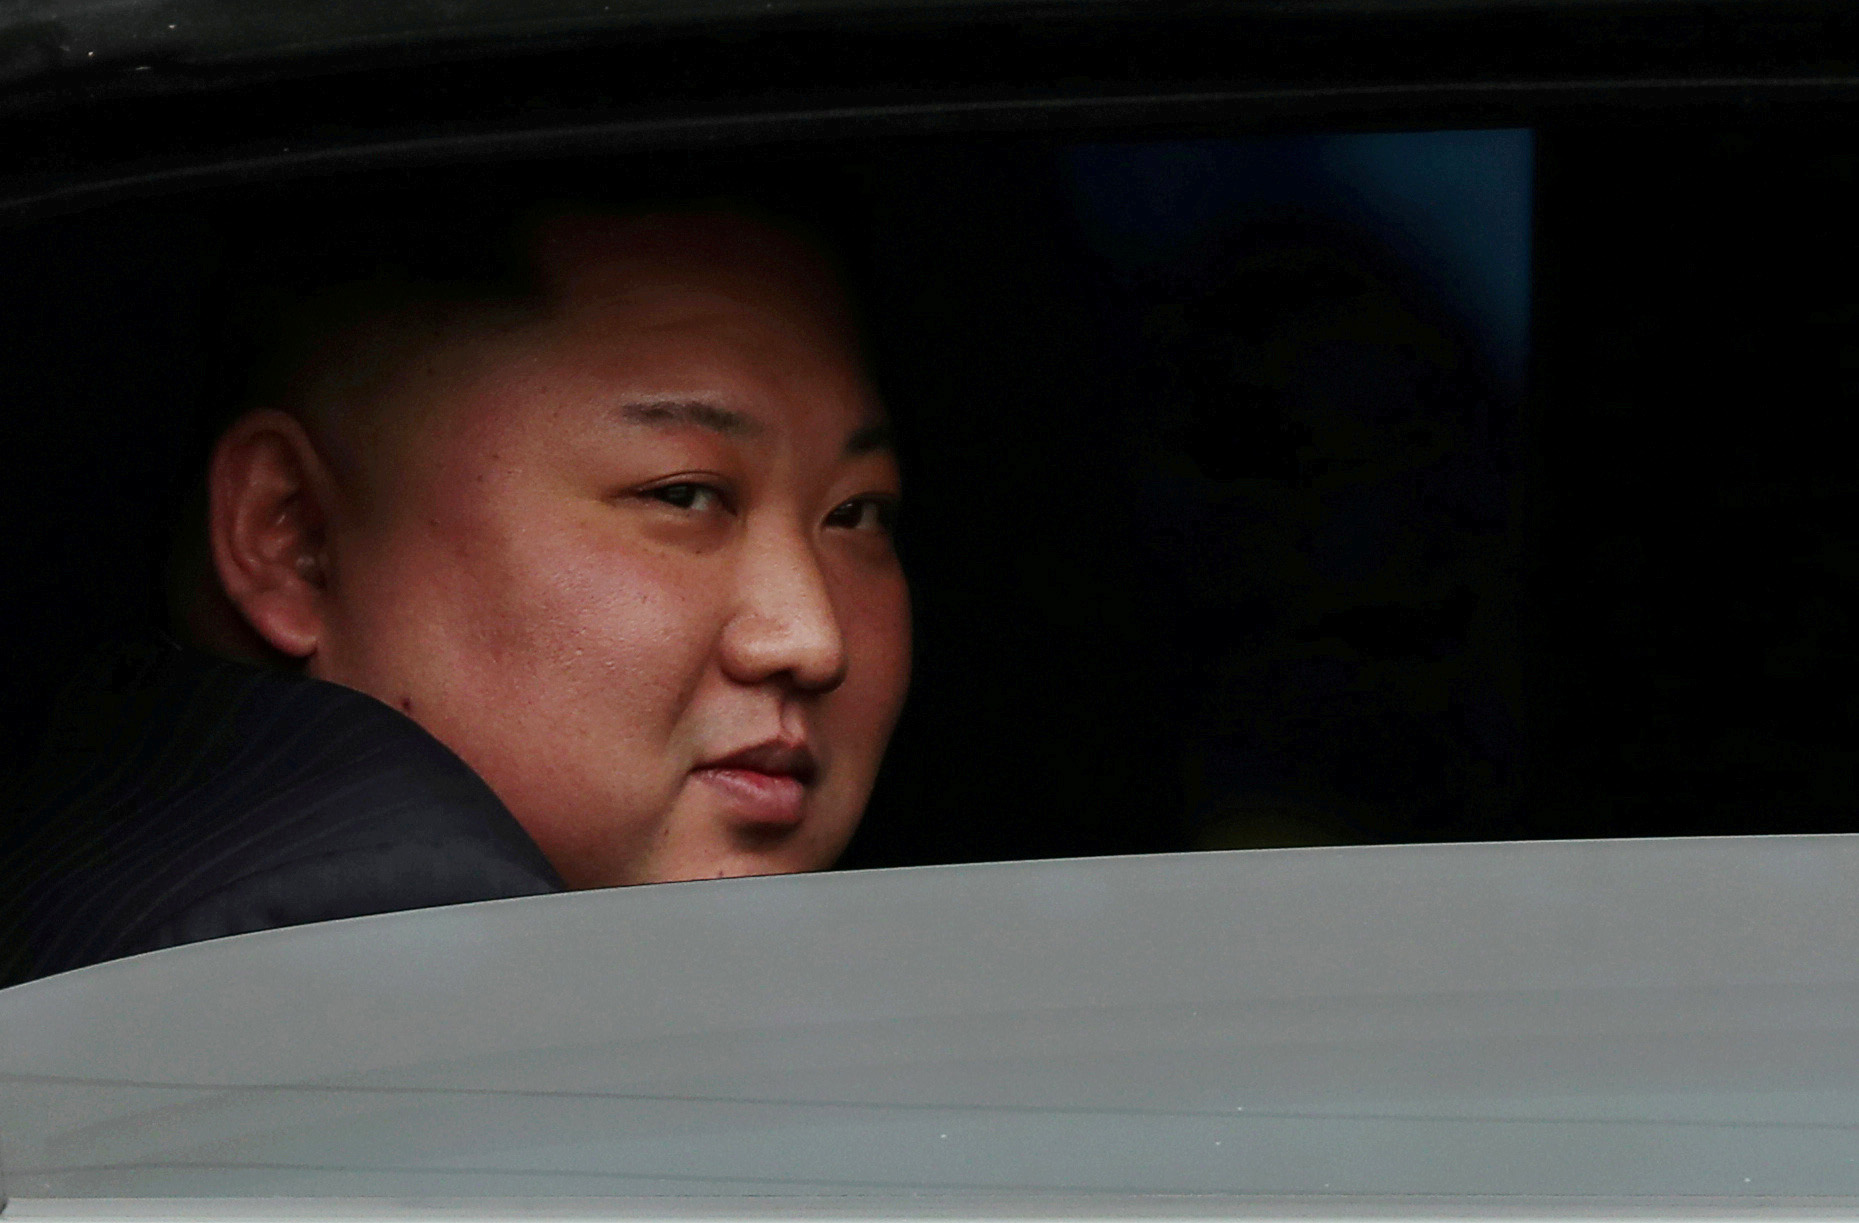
[
  {"x1": 532, "y1": 212, "x2": 855, "y2": 332},
  {"x1": 510, "y1": 214, "x2": 874, "y2": 420},
  {"x1": 360, "y1": 213, "x2": 880, "y2": 466}
]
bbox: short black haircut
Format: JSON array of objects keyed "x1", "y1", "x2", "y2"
[
  {"x1": 198, "y1": 155, "x2": 874, "y2": 449},
  {"x1": 165, "y1": 153, "x2": 881, "y2": 644}
]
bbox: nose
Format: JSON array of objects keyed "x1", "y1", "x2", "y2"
[{"x1": 718, "y1": 523, "x2": 848, "y2": 694}]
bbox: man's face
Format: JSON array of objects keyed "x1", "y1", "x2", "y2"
[{"x1": 305, "y1": 217, "x2": 910, "y2": 886}]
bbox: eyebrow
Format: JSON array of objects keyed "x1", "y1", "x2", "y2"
[
  {"x1": 614, "y1": 399, "x2": 893, "y2": 457},
  {"x1": 845, "y1": 420, "x2": 894, "y2": 457},
  {"x1": 614, "y1": 400, "x2": 763, "y2": 439}
]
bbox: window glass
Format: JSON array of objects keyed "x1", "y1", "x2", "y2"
[
  {"x1": 4, "y1": 115, "x2": 1859, "y2": 1203},
  {"x1": 6, "y1": 125, "x2": 1859, "y2": 867}
]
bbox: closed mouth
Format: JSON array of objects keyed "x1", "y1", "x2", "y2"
[
  {"x1": 692, "y1": 740, "x2": 816, "y2": 826},
  {"x1": 698, "y1": 740, "x2": 817, "y2": 783}
]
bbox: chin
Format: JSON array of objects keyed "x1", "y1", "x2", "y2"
[
  {"x1": 547, "y1": 800, "x2": 855, "y2": 888},
  {"x1": 657, "y1": 836, "x2": 843, "y2": 884}
]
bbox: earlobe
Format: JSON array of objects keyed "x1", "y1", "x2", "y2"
[{"x1": 207, "y1": 409, "x2": 336, "y2": 660}]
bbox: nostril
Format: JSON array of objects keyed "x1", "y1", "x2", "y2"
[
  {"x1": 788, "y1": 622, "x2": 848, "y2": 693},
  {"x1": 719, "y1": 545, "x2": 848, "y2": 690},
  {"x1": 806, "y1": 651, "x2": 849, "y2": 694},
  {"x1": 718, "y1": 605, "x2": 847, "y2": 692}
]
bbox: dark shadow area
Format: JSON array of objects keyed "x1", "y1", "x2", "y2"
[
  {"x1": 848, "y1": 138, "x2": 1526, "y2": 864},
  {"x1": 3, "y1": 123, "x2": 1857, "y2": 882},
  {"x1": 1522, "y1": 124, "x2": 1859, "y2": 840}
]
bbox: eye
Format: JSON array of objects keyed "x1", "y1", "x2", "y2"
[
  {"x1": 824, "y1": 495, "x2": 899, "y2": 534},
  {"x1": 643, "y1": 482, "x2": 728, "y2": 513}
]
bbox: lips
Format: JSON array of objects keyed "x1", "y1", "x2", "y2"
[{"x1": 692, "y1": 741, "x2": 817, "y2": 827}]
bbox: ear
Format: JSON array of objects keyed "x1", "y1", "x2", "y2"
[{"x1": 206, "y1": 409, "x2": 338, "y2": 660}]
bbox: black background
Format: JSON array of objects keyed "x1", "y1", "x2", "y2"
[{"x1": 3, "y1": 123, "x2": 1857, "y2": 866}]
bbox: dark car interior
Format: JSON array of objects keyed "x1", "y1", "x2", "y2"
[{"x1": 3, "y1": 0, "x2": 1858, "y2": 872}]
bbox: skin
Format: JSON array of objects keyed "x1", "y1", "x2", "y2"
[{"x1": 206, "y1": 213, "x2": 911, "y2": 886}]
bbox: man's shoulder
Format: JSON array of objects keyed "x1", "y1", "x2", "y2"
[{"x1": 2, "y1": 637, "x2": 564, "y2": 987}]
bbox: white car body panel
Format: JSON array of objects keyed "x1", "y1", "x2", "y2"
[{"x1": 3, "y1": 837, "x2": 1859, "y2": 1212}]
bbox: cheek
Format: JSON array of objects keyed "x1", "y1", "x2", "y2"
[
  {"x1": 346, "y1": 495, "x2": 728, "y2": 734},
  {"x1": 836, "y1": 572, "x2": 914, "y2": 733},
  {"x1": 478, "y1": 516, "x2": 730, "y2": 721}
]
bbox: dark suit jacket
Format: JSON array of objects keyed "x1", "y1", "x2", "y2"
[{"x1": 0, "y1": 637, "x2": 563, "y2": 988}]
